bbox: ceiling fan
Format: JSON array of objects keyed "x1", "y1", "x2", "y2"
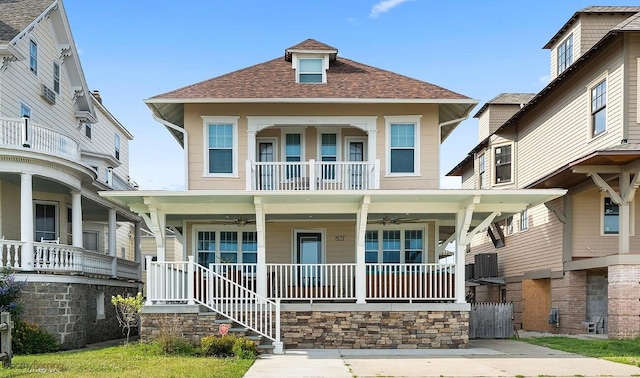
[
  {"x1": 209, "y1": 217, "x2": 255, "y2": 227},
  {"x1": 368, "y1": 215, "x2": 422, "y2": 226}
]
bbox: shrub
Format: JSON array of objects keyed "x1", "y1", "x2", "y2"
[
  {"x1": 155, "y1": 334, "x2": 199, "y2": 356},
  {"x1": 0, "y1": 268, "x2": 24, "y2": 316},
  {"x1": 201, "y1": 335, "x2": 257, "y2": 359},
  {"x1": 12, "y1": 320, "x2": 59, "y2": 355},
  {"x1": 232, "y1": 337, "x2": 258, "y2": 359},
  {"x1": 111, "y1": 292, "x2": 143, "y2": 344}
]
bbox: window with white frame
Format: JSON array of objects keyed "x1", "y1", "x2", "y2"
[
  {"x1": 85, "y1": 122, "x2": 92, "y2": 139},
  {"x1": 388, "y1": 121, "x2": 418, "y2": 175},
  {"x1": 83, "y1": 230, "x2": 99, "y2": 251},
  {"x1": 557, "y1": 34, "x2": 573, "y2": 75},
  {"x1": 364, "y1": 229, "x2": 424, "y2": 263},
  {"x1": 494, "y1": 145, "x2": 512, "y2": 184},
  {"x1": 505, "y1": 215, "x2": 514, "y2": 235},
  {"x1": 603, "y1": 197, "x2": 619, "y2": 234},
  {"x1": 53, "y1": 62, "x2": 60, "y2": 94},
  {"x1": 114, "y1": 134, "x2": 120, "y2": 160},
  {"x1": 478, "y1": 153, "x2": 486, "y2": 189},
  {"x1": 34, "y1": 201, "x2": 57, "y2": 241},
  {"x1": 285, "y1": 133, "x2": 302, "y2": 179},
  {"x1": 298, "y1": 58, "x2": 323, "y2": 83},
  {"x1": 196, "y1": 230, "x2": 257, "y2": 265},
  {"x1": 520, "y1": 209, "x2": 529, "y2": 231},
  {"x1": 591, "y1": 79, "x2": 607, "y2": 137},
  {"x1": 29, "y1": 39, "x2": 37, "y2": 74},
  {"x1": 321, "y1": 133, "x2": 337, "y2": 180},
  {"x1": 20, "y1": 103, "x2": 31, "y2": 118},
  {"x1": 206, "y1": 120, "x2": 236, "y2": 175}
]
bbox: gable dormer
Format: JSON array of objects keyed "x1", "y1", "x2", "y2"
[
  {"x1": 474, "y1": 93, "x2": 535, "y2": 141},
  {"x1": 544, "y1": 6, "x2": 640, "y2": 80},
  {"x1": 284, "y1": 39, "x2": 337, "y2": 84}
]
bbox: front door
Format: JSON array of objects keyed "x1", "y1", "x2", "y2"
[
  {"x1": 348, "y1": 140, "x2": 365, "y2": 189},
  {"x1": 257, "y1": 140, "x2": 275, "y2": 190},
  {"x1": 296, "y1": 232, "x2": 322, "y2": 286}
]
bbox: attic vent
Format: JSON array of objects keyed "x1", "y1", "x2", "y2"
[{"x1": 41, "y1": 84, "x2": 56, "y2": 104}]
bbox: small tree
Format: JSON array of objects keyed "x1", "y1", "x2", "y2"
[
  {"x1": 111, "y1": 292, "x2": 143, "y2": 344},
  {"x1": 0, "y1": 268, "x2": 24, "y2": 317}
]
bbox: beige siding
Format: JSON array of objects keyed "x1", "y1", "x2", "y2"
[
  {"x1": 0, "y1": 180, "x2": 20, "y2": 240},
  {"x1": 580, "y1": 14, "x2": 632, "y2": 54},
  {"x1": 489, "y1": 105, "x2": 521, "y2": 133},
  {"x1": 461, "y1": 167, "x2": 475, "y2": 189},
  {"x1": 550, "y1": 24, "x2": 580, "y2": 81},
  {"x1": 469, "y1": 201, "x2": 564, "y2": 278},
  {"x1": 517, "y1": 41, "x2": 624, "y2": 188},
  {"x1": 627, "y1": 34, "x2": 640, "y2": 141},
  {"x1": 185, "y1": 103, "x2": 441, "y2": 191},
  {"x1": 488, "y1": 134, "x2": 515, "y2": 189},
  {"x1": 477, "y1": 111, "x2": 490, "y2": 141}
]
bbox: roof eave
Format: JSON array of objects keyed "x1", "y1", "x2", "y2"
[{"x1": 144, "y1": 97, "x2": 476, "y2": 104}]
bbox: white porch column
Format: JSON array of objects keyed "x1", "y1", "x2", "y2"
[
  {"x1": 149, "y1": 205, "x2": 166, "y2": 261},
  {"x1": 366, "y1": 129, "x2": 377, "y2": 163},
  {"x1": 20, "y1": 173, "x2": 34, "y2": 271},
  {"x1": 254, "y1": 196, "x2": 267, "y2": 298},
  {"x1": 135, "y1": 221, "x2": 142, "y2": 279},
  {"x1": 454, "y1": 209, "x2": 467, "y2": 304},
  {"x1": 71, "y1": 190, "x2": 83, "y2": 248},
  {"x1": 108, "y1": 208, "x2": 117, "y2": 277},
  {"x1": 355, "y1": 196, "x2": 370, "y2": 304}
]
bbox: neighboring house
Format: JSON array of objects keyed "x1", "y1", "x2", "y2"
[
  {"x1": 0, "y1": 0, "x2": 142, "y2": 349},
  {"x1": 102, "y1": 39, "x2": 563, "y2": 352},
  {"x1": 448, "y1": 6, "x2": 640, "y2": 339}
]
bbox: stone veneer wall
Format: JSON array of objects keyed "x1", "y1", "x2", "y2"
[
  {"x1": 608, "y1": 265, "x2": 640, "y2": 339},
  {"x1": 20, "y1": 281, "x2": 139, "y2": 350},
  {"x1": 140, "y1": 309, "x2": 469, "y2": 349}
]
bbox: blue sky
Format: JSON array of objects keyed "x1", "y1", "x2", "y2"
[{"x1": 63, "y1": 0, "x2": 640, "y2": 190}]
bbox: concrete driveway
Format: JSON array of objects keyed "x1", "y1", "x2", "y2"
[{"x1": 244, "y1": 339, "x2": 640, "y2": 377}]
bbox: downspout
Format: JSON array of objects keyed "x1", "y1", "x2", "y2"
[
  {"x1": 152, "y1": 115, "x2": 189, "y2": 190},
  {"x1": 438, "y1": 116, "x2": 469, "y2": 129}
]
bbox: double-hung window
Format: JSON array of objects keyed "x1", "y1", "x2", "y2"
[
  {"x1": 321, "y1": 133, "x2": 337, "y2": 180},
  {"x1": 557, "y1": 34, "x2": 573, "y2": 75},
  {"x1": 34, "y1": 201, "x2": 57, "y2": 241},
  {"x1": 298, "y1": 58, "x2": 323, "y2": 83},
  {"x1": 591, "y1": 80, "x2": 607, "y2": 137},
  {"x1": 29, "y1": 39, "x2": 37, "y2": 74},
  {"x1": 204, "y1": 117, "x2": 238, "y2": 176},
  {"x1": 285, "y1": 133, "x2": 301, "y2": 179},
  {"x1": 114, "y1": 134, "x2": 120, "y2": 160},
  {"x1": 494, "y1": 145, "x2": 512, "y2": 184},
  {"x1": 53, "y1": 62, "x2": 60, "y2": 94},
  {"x1": 387, "y1": 117, "x2": 420, "y2": 175},
  {"x1": 20, "y1": 103, "x2": 31, "y2": 118},
  {"x1": 365, "y1": 229, "x2": 424, "y2": 264},
  {"x1": 520, "y1": 209, "x2": 529, "y2": 232},
  {"x1": 85, "y1": 122, "x2": 92, "y2": 139},
  {"x1": 478, "y1": 153, "x2": 486, "y2": 188}
]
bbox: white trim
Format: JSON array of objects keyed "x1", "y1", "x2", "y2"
[
  {"x1": 247, "y1": 116, "x2": 378, "y2": 135},
  {"x1": 600, "y1": 192, "x2": 635, "y2": 236},
  {"x1": 363, "y1": 225, "x2": 428, "y2": 263},
  {"x1": 316, "y1": 127, "x2": 342, "y2": 162},
  {"x1": 292, "y1": 229, "x2": 326, "y2": 264},
  {"x1": 33, "y1": 200, "x2": 59, "y2": 241},
  {"x1": 519, "y1": 209, "x2": 529, "y2": 232},
  {"x1": 292, "y1": 53, "x2": 328, "y2": 84},
  {"x1": 146, "y1": 98, "x2": 480, "y2": 104},
  {"x1": 202, "y1": 116, "x2": 240, "y2": 178},
  {"x1": 256, "y1": 137, "x2": 278, "y2": 162},
  {"x1": 637, "y1": 58, "x2": 640, "y2": 124},
  {"x1": 280, "y1": 127, "x2": 306, "y2": 163},
  {"x1": 385, "y1": 116, "x2": 422, "y2": 177},
  {"x1": 344, "y1": 136, "x2": 367, "y2": 162},
  {"x1": 192, "y1": 225, "x2": 258, "y2": 264},
  {"x1": 586, "y1": 70, "x2": 609, "y2": 140},
  {"x1": 492, "y1": 142, "x2": 514, "y2": 186},
  {"x1": 15, "y1": 273, "x2": 139, "y2": 287}
]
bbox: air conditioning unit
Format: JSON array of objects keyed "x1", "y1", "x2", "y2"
[
  {"x1": 41, "y1": 84, "x2": 56, "y2": 105},
  {"x1": 474, "y1": 253, "x2": 498, "y2": 279}
]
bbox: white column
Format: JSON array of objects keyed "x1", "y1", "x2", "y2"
[
  {"x1": 135, "y1": 221, "x2": 142, "y2": 280},
  {"x1": 20, "y1": 173, "x2": 34, "y2": 271},
  {"x1": 71, "y1": 190, "x2": 83, "y2": 248},
  {"x1": 355, "y1": 196, "x2": 370, "y2": 304},
  {"x1": 367, "y1": 130, "x2": 377, "y2": 163},
  {"x1": 455, "y1": 209, "x2": 467, "y2": 304},
  {"x1": 108, "y1": 208, "x2": 117, "y2": 277},
  {"x1": 255, "y1": 197, "x2": 267, "y2": 298}
]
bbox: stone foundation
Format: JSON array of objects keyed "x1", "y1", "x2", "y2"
[
  {"x1": 140, "y1": 311, "x2": 223, "y2": 346},
  {"x1": 20, "y1": 280, "x2": 139, "y2": 350}
]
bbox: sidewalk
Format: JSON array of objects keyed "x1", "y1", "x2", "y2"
[{"x1": 244, "y1": 339, "x2": 640, "y2": 377}]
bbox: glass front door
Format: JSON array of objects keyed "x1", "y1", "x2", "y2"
[
  {"x1": 348, "y1": 141, "x2": 365, "y2": 189},
  {"x1": 296, "y1": 232, "x2": 322, "y2": 286},
  {"x1": 258, "y1": 141, "x2": 275, "y2": 190}
]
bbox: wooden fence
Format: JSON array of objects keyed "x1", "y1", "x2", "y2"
[
  {"x1": 0, "y1": 312, "x2": 12, "y2": 367},
  {"x1": 469, "y1": 302, "x2": 513, "y2": 339}
]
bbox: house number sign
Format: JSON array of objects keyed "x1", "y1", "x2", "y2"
[
  {"x1": 219, "y1": 323, "x2": 230, "y2": 336},
  {"x1": 335, "y1": 235, "x2": 345, "y2": 241}
]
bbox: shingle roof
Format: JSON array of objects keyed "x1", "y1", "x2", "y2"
[
  {"x1": 472, "y1": 93, "x2": 536, "y2": 118},
  {"x1": 614, "y1": 11, "x2": 640, "y2": 31},
  {"x1": 544, "y1": 6, "x2": 640, "y2": 48},
  {"x1": 152, "y1": 47, "x2": 470, "y2": 101},
  {"x1": 286, "y1": 39, "x2": 337, "y2": 52},
  {"x1": 0, "y1": 0, "x2": 54, "y2": 43}
]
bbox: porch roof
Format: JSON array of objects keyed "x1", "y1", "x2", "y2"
[{"x1": 100, "y1": 189, "x2": 566, "y2": 226}]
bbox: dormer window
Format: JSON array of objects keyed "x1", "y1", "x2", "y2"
[
  {"x1": 299, "y1": 58, "x2": 323, "y2": 83},
  {"x1": 557, "y1": 34, "x2": 573, "y2": 75}
]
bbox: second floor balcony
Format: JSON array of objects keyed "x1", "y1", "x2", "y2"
[
  {"x1": 0, "y1": 117, "x2": 79, "y2": 160},
  {"x1": 246, "y1": 159, "x2": 380, "y2": 191}
]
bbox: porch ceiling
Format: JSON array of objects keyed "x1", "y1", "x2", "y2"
[{"x1": 100, "y1": 189, "x2": 566, "y2": 226}]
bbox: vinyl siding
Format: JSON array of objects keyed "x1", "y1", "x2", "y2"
[
  {"x1": 580, "y1": 14, "x2": 633, "y2": 54},
  {"x1": 477, "y1": 111, "x2": 490, "y2": 141},
  {"x1": 627, "y1": 34, "x2": 640, "y2": 140},
  {"x1": 469, "y1": 201, "x2": 564, "y2": 278},
  {"x1": 489, "y1": 105, "x2": 522, "y2": 134},
  {"x1": 0, "y1": 180, "x2": 20, "y2": 240},
  {"x1": 184, "y1": 103, "x2": 441, "y2": 191},
  {"x1": 517, "y1": 40, "x2": 624, "y2": 188},
  {"x1": 550, "y1": 24, "x2": 580, "y2": 81},
  {"x1": 461, "y1": 166, "x2": 475, "y2": 189}
]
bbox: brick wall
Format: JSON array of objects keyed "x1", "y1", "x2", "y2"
[
  {"x1": 551, "y1": 271, "x2": 587, "y2": 334},
  {"x1": 608, "y1": 265, "x2": 640, "y2": 339},
  {"x1": 20, "y1": 282, "x2": 139, "y2": 350},
  {"x1": 141, "y1": 310, "x2": 469, "y2": 349}
]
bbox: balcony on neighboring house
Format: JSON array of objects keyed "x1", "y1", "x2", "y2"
[
  {"x1": 246, "y1": 160, "x2": 380, "y2": 191},
  {"x1": 0, "y1": 117, "x2": 79, "y2": 160}
]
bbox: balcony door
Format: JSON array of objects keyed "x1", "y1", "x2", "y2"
[
  {"x1": 347, "y1": 138, "x2": 366, "y2": 190},
  {"x1": 295, "y1": 231, "x2": 323, "y2": 286},
  {"x1": 257, "y1": 138, "x2": 276, "y2": 190}
]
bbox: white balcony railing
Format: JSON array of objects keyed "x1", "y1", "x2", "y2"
[
  {"x1": 267, "y1": 263, "x2": 356, "y2": 300},
  {"x1": 0, "y1": 240, "x2": 140, "y2": 280},
  {"x1": 0, "y1": 117, "x2": 80, "y2": 160},
  {"x1": 247, "y1": 159, "x2": 380, "y2": 191}
]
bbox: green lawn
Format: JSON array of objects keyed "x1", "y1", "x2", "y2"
[
  {"x1": 0, "y1": 343, "x2": 254, "y2": 378},
  {"x1": 522, "y1": 336, "x2": 640, "y2": 367}
]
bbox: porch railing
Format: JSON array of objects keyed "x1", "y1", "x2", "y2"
[
  {"x1": 0, "y1": 117, "x2": 80, "y2": 160},
  {"x1": 247, "y1": 159, "x2": 380, "y2": 191},
  {"x1": 146, "y1": 258, "x2": 282, "y2": 353},
  {"x1": 365, "y1": 263, "x2": 455, "y2": 301},
  {"x1": 0, "y1": 240, "x2": 140, "y2": 280},
  {"x1": 267, "y1": 263, "x2": 356, "y2": 300}
]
